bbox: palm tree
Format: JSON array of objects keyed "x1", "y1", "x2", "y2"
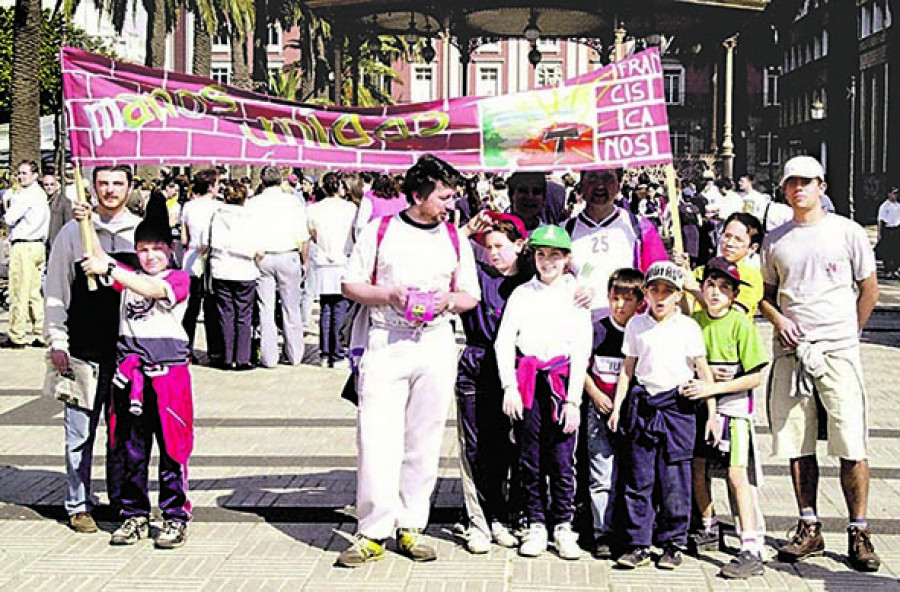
[
  {"x1": 187, "y1": 0, "x2": 216, "y2": 77},
  {"x1": 10, "y1": 0, "x2": 42, "y2": 166}
]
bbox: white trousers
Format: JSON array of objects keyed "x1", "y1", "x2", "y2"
[{"x1": 355, "y1": 323, "x2": 457, "y2": 540}]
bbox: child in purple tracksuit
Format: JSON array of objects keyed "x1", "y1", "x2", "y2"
[
  {"x1": 608, "y1": 261, "x2": 714, "y2": 570},
  {"x1": 81, "y1": 192, "x2": 194, "y2": 550},
  {"x1": 455, "y1": 214, "x2": 532, "y2": 553},
  {"x1": 495, "y1": 225, "x2": 591, "y2": 560}
]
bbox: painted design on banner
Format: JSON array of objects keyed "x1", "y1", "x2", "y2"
[{"x1": 62, "y1": 46, "x2": 672, "y2": 171}]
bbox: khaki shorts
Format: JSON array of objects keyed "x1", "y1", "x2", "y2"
[{"x1": 766, "y1": 347, "x2": 869, "y2": 461}]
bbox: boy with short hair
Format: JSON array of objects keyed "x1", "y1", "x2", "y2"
[
  {"x1": 584, "y1": 267, "x2": 644, "y2": 559},
  {"x1": 609, "y1": 261, "x2": 714, "y2": 570},
  {"x1": 81, "y1": 192, "x2": 194, "y2": 550},
  {"x1": 681, "y1": 257, "x2": 769, "y2": 579}
]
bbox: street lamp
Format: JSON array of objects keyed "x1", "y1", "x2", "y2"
[
  {"x1": 810, "y1": 99, "x2": 825, "y2": 120},
  {"x1": 528, "y1": 44, "x2": 542, "y2": 67},
  {"x1": 404, "y1": 13, "x2": 419, "y2": 44},
  {"x1": 524, "y1": 8, "x2": 541, "y2": 43},
  {"x1": 421, "y1": 38, "x2": 436, "y2": 63}
]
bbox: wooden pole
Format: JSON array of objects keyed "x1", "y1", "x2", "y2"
[
  {"x1": 73, "y1": 166, "x2": 98, "y2": 291},
  {"x1": 663, "y1": 163, "x2": 683, "y2": 254}
]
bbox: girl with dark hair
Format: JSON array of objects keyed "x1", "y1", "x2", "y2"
[{"x1": 455, "y1": 215, "x2": 532, "y2": 554}]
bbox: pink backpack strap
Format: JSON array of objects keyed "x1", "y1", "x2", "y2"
[
  {"x1": 445, "y1": 221, "x2": 461, "y2": 292},
  {"x1": 371, "y1": 215, "x2": 392, "y2": 284}
]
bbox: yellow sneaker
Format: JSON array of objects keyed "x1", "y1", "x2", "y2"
[
  {"x1": 396, "y1": 528, "x2": 437, "y2": 562},
  {"x1": 335, "y1": 535, "x2": 385, "y2": 567}
]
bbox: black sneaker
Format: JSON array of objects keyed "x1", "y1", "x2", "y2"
[
  {"x1": 657, "y1": 545, "x2": 684, "y2": 570},
  {"x1": 689, "y1": 523, "x2": 720, "y2": 555},
  {"x1": 719, "y1": 550, "x2": 765, "y2": 579},
  {"x1": 616, "y1": 546, "x2": 651, "y2": 568},
  {"x1": 593, "y1": 534, "x2": 613, "y2": 559}
]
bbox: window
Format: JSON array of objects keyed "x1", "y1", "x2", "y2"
[
  {"x1": 476, "y1": 64, "x2": 501, "y2": 96},
  {"x1": 535, "y1": 63, "x2": 562, "y2": 88},
  {"x1": 757, "y1": 132, "x2": 780, "y2": 166},
  {"x1": 860, "y1": 65, "x2": 889, "y2": 173},
  {"x1": 211, "y1": 66, "x2": 230, "y2": 85},
  {"x1": 537, "y1": 38, "x2": 559, "y2": 52},
  {"x1": 411, "y1": 66, "x2": 435, "y2": 102},
  {"x1": 476, "y1": 39, "x2": 501, "y2": 53},
  {"x1": 670, "y1": 130, "x2": 689, "y2": 155},
  {"x1": 267, "y1": 24, "x2": 281, "y2": 47},
  {"x1": 663, "y1": 65, "x2": 684, "y2": 105},
  {"x1": 764, "y1": 66, "x2": 780, "y2": 106},
  {"x1": 212, "y1": 28, "x2": 229, "y2": 47}
]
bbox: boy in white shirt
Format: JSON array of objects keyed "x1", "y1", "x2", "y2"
[{"x1": 609, "y1": 261, "x2": 714, "y2": 570}]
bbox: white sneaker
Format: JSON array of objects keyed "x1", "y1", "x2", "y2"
[
  {"x1": 554, "y1": 523, "x2": 582, "y2": 560},
  {"x1": 518, "y1": 523, "x2": 548, "y2": 557},
  {"x1": 463, "y1": 527, "x2": 491, "y2": 554},
  {"x1": 491, "y1": 521, "x2": 518, "y2": 548}
]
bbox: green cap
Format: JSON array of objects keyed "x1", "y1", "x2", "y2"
[{"x1": 528, "y1": 224, "x2": 572, "y2": 251}]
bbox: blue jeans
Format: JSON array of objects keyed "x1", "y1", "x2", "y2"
[
  {"x1": 319, "y1": 293, "x2": 350, "y2": 364},
  {"x1": 64, "y1": 363, "x2": 122, "y2": 515},
  {"x1": 586, "y1": 407, "x2": 617, "y2": 537}
]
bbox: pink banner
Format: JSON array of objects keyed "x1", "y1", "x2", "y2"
[{"x1": 62, "y1": 47, "x2": 672, "y2": 172}]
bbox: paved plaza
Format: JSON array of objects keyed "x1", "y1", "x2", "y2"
[{"x1": 1, "y1": 277, "x2": 900, "y2": 591}]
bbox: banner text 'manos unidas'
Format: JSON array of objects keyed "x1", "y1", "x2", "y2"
[
  {"x1": 81, "y1": 82, "x2": 451, "y2": 150},
  {"x1": 238, "y1": 110, "x2": 450, "y2": 149}
]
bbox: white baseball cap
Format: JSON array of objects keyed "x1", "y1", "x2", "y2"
[
  {"x1": 644, "y1": 261, "x2": 684, "y2": 291},
  {"x1": 780, "y1": 155, "x2": 825, "y2": 186}
]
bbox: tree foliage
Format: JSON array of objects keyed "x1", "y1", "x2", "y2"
[{"x1": 0, "y1": 7, "x2": 118, "y2": 123}]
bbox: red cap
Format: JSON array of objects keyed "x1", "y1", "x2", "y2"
[
  {"x1": 703, "y1": 256, "x2": 749, "y2": 287},
  {"x1": 474, "y1": 211, "x2": 527, "y2": 245}
]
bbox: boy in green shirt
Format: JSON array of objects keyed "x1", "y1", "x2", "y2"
[{"x1": 680, "y1": 257, "x2": 769, "y2": 579}]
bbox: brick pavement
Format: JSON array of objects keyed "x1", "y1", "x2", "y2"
[{"x1": 1, "y1": 279, "x2": 900, "y2": 590}]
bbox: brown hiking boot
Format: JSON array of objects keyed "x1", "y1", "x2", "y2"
[
  {"x1": 778, "y1": 519, "x2": 824, "y2": 562},
  {"x1": 69, "y1": 512, "x2": 98, "y2": 533},
  {"x1": 848, "y1": 525, "x2": 881, "y2": 572}
]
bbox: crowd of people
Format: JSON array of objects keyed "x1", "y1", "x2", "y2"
[{"x1": 0, "y1": 152, "x2": 887, "y2": 579}]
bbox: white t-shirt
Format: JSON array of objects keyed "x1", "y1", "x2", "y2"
[
  {"x1": 761, "y1": 213, "x2": 876, "y2": 348},
  {"x1": 343, "y1": 213, "x2": 479, "y2": 329},
  {"x1": 494, "y1": 275, "x2": 592, "y2": 403},
  {"x1": 208, "y1": 204, "x2": 260, "y2": 282},
  {"x1": 181, "y1": 196, "x2": 221, "y2": 277},
  {"x1": 307, "y1": 196, "x2": 358, "y2": 294},
  {"x1": 244, "y1": 186, "x2": 310, "y2": 253},
  {"x1": 741, "y1": 190, "x2": 770, "y2": 222},
  {"x1": 763, "y1": 201, "x2": 794, "y2": 232},
  {"x1": 623, "y1": 311, "x2": 706, "y2": 395},
  {"x1": 568, "y1": 208, "x2": 640, "y2": 319},
  {"x1": 878, "y1": 200, "x2": 900, "y2": 228}
]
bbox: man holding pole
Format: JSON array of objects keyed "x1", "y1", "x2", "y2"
[
  {"x1": 45, "y1": 164, "x2": 140, "y2": 533},
  {"x1": 565, "y1": 168, "x2": 668, "y2": 320}
]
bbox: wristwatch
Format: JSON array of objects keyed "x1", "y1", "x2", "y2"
[{"x1": 106, "y1": 261, "x2": 117, "y2": 276}]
